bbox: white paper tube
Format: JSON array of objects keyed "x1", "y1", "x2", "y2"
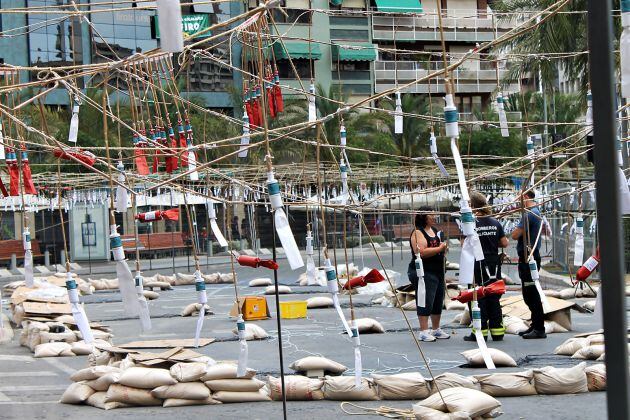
[
  {"x1": 274, "y1": 208, "x2": 304, "y2": 270},
  {"x1": 444, "y1": 94, "x2": 459, "y2": 138},
  {"x1": 156, "y1": 0, "x2": 184, "y2": 53}
]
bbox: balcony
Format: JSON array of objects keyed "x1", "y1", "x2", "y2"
[{"x1": 371, "y1": 9, "x2": 515, "y2": 43}]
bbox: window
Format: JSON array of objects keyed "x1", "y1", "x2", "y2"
[
  {"x1": 272, "y1": 8, "x2": 311, "y2": 24},
  {"x1": 276, "y1": 59, "x2": 314, "y2": 79},
  {"x1": 332, "y1": 61, "x2": 370, "y2": 72},
  {"x1": 329, "y1": 29, "x2": 369, "y2": 40}
]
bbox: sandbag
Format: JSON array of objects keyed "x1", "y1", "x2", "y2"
[
  {"x1": 583, "y1": 300, "x2": 596, "y2": 311},
  {"x1": 585, "y1": 364, "x2": 606, "y2": 391},
  {"x1": 413, "y1": 405, "x2": 472, "y2": 420},
  {"x1": 265, "y1": 285, "x2": 292, "y2": 295},
  {"x1": 85, "y1": 372, "x2": 121, "y2": 392},
  {"x1": 459, "y1": 309, "x2": 471, "y2": 326},
  {"x1": 558, "y1": 288, "x2": 577, "y2": 300},
  {"x1": 163, "y1": 396, "x2": 221, "y2": 407},
  {"x1": 322, "y1": 376, "x2": 378, "y2": 401},
  {"x1": 205, "y1": 378, "x2": 265, "y2": 392},
  {"x1": 202, "y1": 273, "x2": 220, "y2": 284},
  {"x1": 461, "y1": 348, "x2": 517, "y2": 367},
  {"x1": 402, "y1": 300, "x2": 416, "y2": 311},
  {"x1": 268, "y1": 375, "x2": 324, "y2": 401},
  {"x1": 290, "y1": 356, "x2": 347, "y2": 375},
  {"x1": 544, "y1": 321, "x2": 568, "y2": 334},
  {"x1": 353, "y1": 318, "x2": 385, "y2": 334},
  {"x1": 200, "y1": 363, "x2": 257, "y2": 381},
  {"x1": 71, "y1": 365, "x2": 120, "y2": 382},
  {"x1": 372, "y1": 372, "x2": 430, "y2": 400},
  {"x1": 571, "y1": 345, "x2": 605, "y2": 360},
  {"x1": 75, "y1": 329, "x2": 112, "y2": 342},
  {"x1": 232, "y1": 323, "x2": 268, "y2": 341},
  {"x1": 306, "y1": 296, "x2": 334, "y2": 308},
  {"x1": 181, "y1": 303, "x2": 211, "y2": 317},
  {"x1": 418, "y1": 386, "x2": 501, "y2": 418},
  {"x1": 586, "y1": 334, "x2": 605, "y2": 346},
  {"x1": 105, "y1": 384, "x2": 162, "y2": 406},
  {"x1": 54, "y1": 315, "x2": 76, "y2": 325},
  {"x1": 554, "y1": 338, "x2": 589, "y2": 356},
  {"x1": 86, "y1": 392, "x2": 128, "y2": 410},
  {"x1": 39, "y1": 330, "x2": 78, "y2": 344},
  {"x1": 118, "y1": 367, "x2": 177, "y2": 389},
  {"x1": 144, "y1": 281, "x2": 172, "y2": 291},
  {"x1": 533, "y1": 362, "x2": 588, "y2": 394},
  {"x1": 170, "y1": 362, "x2": 209, "y2": 382},
  {"x1": 249, "y1": 278, "x2": 273, "y2": 287},
  {"x1": 430, "y1": 373, "x2": 480, "y2": 394},
  {"x1": 474, "y1": 371, "x2": 537, "y2": 397},
  {"x1": 71, "y1": 340, "x2": 111, "y2": 356},
  {"x1": 34, "y1": 342, "x2": 74, "y2": 357},
  {"x1": 152, "y1": 382, "x2": 210, "y2": 400},
  {"x1": 157, "y1": 274, "x2": 175, "y2": 285},
  {"x1": 143, "y1": 290, "x2": 159, "y2": 300},
  {"x1": 212, "y1": 390, "x2": 271, "y2": 403},
  {"x1": 446, "y1": 301, "x2": 466, "y2": 311},
  {"x1": 219, "y1": 273, "x2": 236, "y2": 284},
  {"x1": 0, "y1": 319, "x2": 14, "y2": 344},
  {"x1": 60, "y1": 381, "x2": 96, "y2": 404},
  {"x1": 176, "y1": 273, "x2": 196, "y2": 285},
  {"x1": 503, "y1": 315, "x2": 529, "y2": 335}
]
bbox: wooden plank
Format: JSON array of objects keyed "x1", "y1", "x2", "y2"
[{"x1": 118, "y1": 338, "x2": 215, "y2": 349}]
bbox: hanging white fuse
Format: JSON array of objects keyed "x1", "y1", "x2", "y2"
[
  {"x1": 268, "y1": 171, "x2": 304, "y2": 270},
  {"x1": 135, "y1": 274, "x2": 152, "y2": 332},
  {"x1": 187, "y1": 138, "x2": 198, "y2": 181},
  {"x1": 66, "y1": 276, "x2": 94, "y2": 344},
  {"x1": 238, "y1": 108, "x2": 250, "y2": 158},
  {"x1": 305, "y1": 230, "x2": 318, "y2": 286},
  {"x1": 110, "y1": 225, "x2": 141, "y2": 316},
  {"x1": 497, "y1": 92, "x2": 509, "y2": 137},
  {"x1": 68, "y1": 99, "x2": 80, "y2": 144},
  {"x1": 0, "y1": 121, "x2": 5, "y2": 160},
  {"x1": 394, "y1": 91, "x2": 403, "y2": 134},
  {"x1": 194, "y1": 270, "x2": 207, "y2": 347},
  {"x1": 208, "y1": 200, "x2": 228, "y2": 247},
  {"x1": 415, "y1": 257, "x2": 426, "y2": 307},
  {"x1": 529, "y1": 259, "x2": 551, "y2": 312},
  {"x1": 527, "y1": 136, "x2": 535, "y2": 160},
  {"x1": 156, "y1": 0, "x2": 184, "y2": 52},
  {"x1": 115, "y1": 161, "x2": 128, "y2": 213},
  {"x1": 236, "y1": 314, "x2": 249, "y2": 378},
  {"x1": 340, "y1": 158, "x2": 348, "y2": 203},
  {"x1": 350, "y1": 320, "x2": 363, "y2": 388},
  {"x1": 23, "y1": 227, "x2": 34, "y2": 288},
  {"x1": 444, "y1": 94, "x2": 459, "y2": 139},
  {"x1": 573, "y1": 215, "x2": 585, "y2": 267},
  {"x1": 324, "y1": 258, "x2": 353, "y2": 336},
  {"x1": 308, "y1": 84, "x2": 317, "y2": 122},
  {"x1": 340, "y1": 124, "x2": 346, "y2": 148},
  {"x1": 429, "y1": 131, "x2": 449, "y2": 176}
]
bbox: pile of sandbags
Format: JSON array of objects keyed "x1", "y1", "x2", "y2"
[
  {"x1": 545, "y1": 287, "x2": 597, "y2": 300},
  {"x1": 413, "y1": 387, "x2": 503, "y2": 419},
  {"x1": 203, "y1": 363, "x2": 270, "y2": 403},
  {"x1": 174, "y1": 273, "x2": 236, "y2": 286},
  {"x1": 20, "y1": 319, "x2": 113, "y2": 357},
  {"x1": 554, "y1": 332, "x2": 606, "y2": 359},
  {"x1": 88, "y1": 278, "x2": 120, "y2": 291}
]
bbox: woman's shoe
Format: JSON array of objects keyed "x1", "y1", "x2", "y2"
[
  {"x1": 431, "y1": 328, "x2": 451, "y2": 339},
  {"x1": 418, "y1": 330, "x2": 437, "y2": 342}
]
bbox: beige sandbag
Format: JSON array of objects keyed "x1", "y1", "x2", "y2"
[
  {"x1": 202, "y1": 273, "x2": 220, "y2": 284},
  {"x1": 412, "y1": 405, "x2": 473, "y2": 420},
  {"x1": 232, "y1": 323, "x2": 268, "y2": 340},
  {"x1": 445, "y1": 301, "x2": 466, "y2": 311},
  {"x1": 143, "y1": 281, "x2": 172, "y2": 290},
  {"x1": 543, "y1": 289, "x2": 561, "y2": 298},
  {"x1": 572, "y1": 345, "x2": 605, "y2": 360},
  {"x1": 118, "y1": 367, "x2": 177, "y2": 389},
  {"x1": 143, "y1": 290, "x2": 159, "y2": 300},
  {"x1": 212, "y1": 390, "x2": 271, "y2": 403},
  {"x1": 322, "y1": 376, "x2": 378, "y2": 401},
  {"x1": 12, "y1": 304, "x2": 25, "y2": 325},
  {"x1": 596, "y1": 353, "x2": 605, "y2": 361},
  {"x1": 290, "y1": 356, "x2": 347, "y2": 375},
  {"x1": 0, "y1": 318, "x2": 14, "y2": 344},
  {"x1": 85, "y1": 372, "x2": 121, "y2": 392},
  {"x1": 554, "y1": 337, "x2": 589, "y2": 356},
  {"x1": 544, "y1": 320, "x2": 568, "y2": 334},
  {"x1": 104, "y1": 279, "x2": 119, "y2": 289},
  {"x1": 583, "y1": 300, "x2": 597, "y2": 311},
  {"x1": 71, "y1": 365, "x2": 120, "y2": 382},
  {"x1": 75, "y1": 329, "x2": 112, "y2": 342},
  {"x1": 585, "y1": 364, "x2": 606, "y2": 391},
  {"x1": 249, "y1": 278, "x2": 273, "y2": 287},
  {"x1": 219, "y1": 273, "x2": 236, "y2": 283},
  {"x1": 306, "y1": 296, "x2": 334, "y2": 308},
  {"x1": 474, "y1": 371, "x2": 537, "y2": 397},
  {"x1": 354, "y1": 318, "x2": 385, "y2": 334},
  {"x1": 181, "y1": 303, "x2": 211, "y2": 317},
  {"x1": 170, "y1": 362, "x2": 208, "y2": 382},
  {"x1": 402, "y1": 300, "x2": 416, "y2": 311},
  {"x1": 459, "y1": 309, "x2": 471, "y2": 326},
  {"x1": 54, "y1": 314, "x2": 75, "y2": 325},
  {"x1": 86, "y1": 392, "x2": 128, "y2": 410},
  {"x1": 558, "y1": 288, "x2": 577, "y2": 300},
  {"x1": 265, "y1": 285, "x2": 292, "y2": 295},
  {"x1": 34, "y1": 342, "x2": 74, "y2": 357},
  {"x1": 176, "y1": 273, "x2": 196, "y2": 285},
  {"x1": 78, "y1": 283, "x2": 95, "y2": 295},
  {"x1": 163, "y1": 396, "x2": 221, "y2": 407},
  {"x1": 372, "y1": 372, "x2": 430, "y2": 400},
  {"x1": 105, "y1": 384, "x2": 162, "y2": 406},
  {"x1": 71, "y1": 339, "x2": 111, "y2": 356},
  {"x1": 59, "y1": 381, "x2": 96, "y2": 404},
  {"x1": 430, "y1": 373, "x2": 480, "y2": 394},
  {"x1": 586, "y1": 334, "x2": 605, "y2": 345},
  {"x1": 268, "y1": 375, "x2": 324, "y2": 401},
  {"x1": 418, "y1": 386, "x2": 501, "y2": 418},
  {"x1": 503, "y1": 315, "x2": 529, "y2": 335},
  {"x1": 156, "y1": 274, "x2": 175, "y2": 285},
  {"x1": 205, "y1": 378, "x2": 265, "y2": 392},
  {"x1": 461, "y1": 348, "x2": 517, "y2": 367},
  {"x1": 152, "y1": 382, "x2": 210, "y2": 400},
  {"x1": 200, "y1": 363, "x2": 256, "y2": 381},
  {"x1": 533, "y1": 362, "x2": 588, "y2": 394},
  {"x1": 39, "y1": 330, "x2": 78, "y2": 344}
]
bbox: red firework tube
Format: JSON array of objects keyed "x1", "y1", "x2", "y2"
[
  {"x1": 20, "y1": 149, "x2": 36, "y2": 194},
  {"x1": 237, "y1": 255, "x2": 279, "y2": 270},
  {"x1": 451, "y1": 280, "x2": 506, "y2": 303},
  {"x1": 135, "y1": 208, "x2": 179, "y2": 222},
  {"x1": 576, "y1": 247, "x2": 600, "y2": 282},
  {"x1": 53, "y1": 148, "x2": 97, "y2": 166}
]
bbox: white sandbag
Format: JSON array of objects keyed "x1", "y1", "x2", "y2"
[
  {"x1": 265, "y1": 285, "x2": 292, "y2": 295},
  {"x1": 554, "y1": 337, "x2": 589, "y2": 356},
  {"x1": 200, "y1": 363, "x2": 256, "y2": 381},
  {"x1": 461, "y1": 348, "x2": 517, "y2": 367},
  {"x1": 163, "y1": 396, "x2": 221, "y2": 407},
  {"x1": 118, "y1": 367, "x2": 177, "y2": 389},
  {"x1": 533, "y1": 362, "x2": 588, "y2": 394},
  {"x1": 219, "y1": 273, "x2": 236, "y2": 284},
  {"x1": 430, "y1": 373, "x2": 480, "y2": 394},
  {"x1": 144, "y1": 280, "x2": 172, "y2": 290},
  {"x1": 459, "y1": 309, "x2": 471, "y2": 326},
  {"x1": 60, "y1": 381, "x2": 96, "y2": 404},
  {"x1": 85, "y1": 372, "x2": 121, "y2": 392},
  {"x1": 418, "y1": 386, "x2": 501, "y2": 418},
  {"x1": 202, "y1": 273, "x2": 220, "y2": 284},
  {"x1": 558, "y1": 288, "x2": 577, "y2": 300},
  {"x1": 176, "y1": 273, "x2": 196, "y2": 285},
  {"x1": 446, "y1": 301, "x2": 466, "y2": 311},
  {"x1": 503, "y1": 315, "x2": 529, "y2": 335},
  {"x1": 232, "y1": 323, "x2": 268, "y2": 340},
  {"x1": 322, "y1": 376, "x2": 378, "y2": 401},
  {"x1": 152, "y1": 382, "x2": 210, "y2": 400},
  {"x1": 372, "y1": 372, "x2": 430, "y2": 400},
  {"x1": 105, "y1": 384, "x2": 162, "y2": 406},
  {"x1": 249, "y1": 278, "x2": 273, "y2": 287},
  {"x1": 86, "y1": 391, "x2": 128, "y2": 410},
  {"x1": 34, "y1": 342, "x2": 74, "y2": 357},
  {"x1": 586, "y1": 334, "x2": 605, "y2": 346},
  {"x1": 290, "y1": 356, "x2": 347, "y2": 375},
  {"x1": 170, "y1": 362, "x2": 209, "y2": 382},
  {"x1": 571, "y1": 345, "x2": 605, "y2": 360},
  {"x1": 353, "y1": 318, "x2": 385, "y2": 334},
  {"x1": 156, "y1": 274, "x2": 175, "y2": 285},
  {"x1": 402, "y1": 300, "x2": 416, "y2": 311},
  {"x1": 71, "y1": 339, "x2": 111, "y2": 356},
  {"x1": 583, "y1": 300, "x2": 596, "y2": 311},
  {"x1": 181, "y1": 303, "x2": 211, "y2": 317},
  {"x1": 143, "y1": 290, "x2": 159, "y2": 300},
  {"x1": 412, "y1": 405, "x2": 472, "y2": 420},
  {"x1": 543, "y1": 289, "x2": 561, "y2": 298},
  {"x1": 474, "y1": 371, "x2": 537, "y2": 397},
  {"x1": 212, "y1": 390, "x2": 271, "y2": 403},
  {"x1": 204, "y1": 378, "x2": 265, "y2": 392},
  {"x1": 54, "y1": 315, "x2": 76, "y2": 325},
  {"x1": 268, "y1": 375, "x2": 324, "y2": 401},
  {"x1": 306, "y1": 296, "x2": 334, "y2": 308},
  {"x1": 39, "y1": 330, "x2": 78, "y2": 344},
  {"x1": 544, "y1": 321, "x2": 568, "y2": 334},
  {"x1": 585, "y1": 363, "x2": 606, "y2": 391},
  {"x1": 71, "y1": 365, "x2": 120, "y2": 382},
  {"x1": 75, "y1": 329, "x2": 112, "y2": 342}
]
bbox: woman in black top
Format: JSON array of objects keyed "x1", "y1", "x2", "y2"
[{"x1": 408, "y1": 207, "x2": 450, "y2": 342}]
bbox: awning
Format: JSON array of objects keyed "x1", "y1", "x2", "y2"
[
  {"x1": 332, "y1": 42, "x2": 377, "y2": 61},
  {"x1": 273, "y1": 42, "x2": 322, "y2": 60},
  {"x1": 375, "y1": 0, "x2": 423, "y2": 13}
]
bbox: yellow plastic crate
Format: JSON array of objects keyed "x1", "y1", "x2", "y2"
[{"x1": 279, "y1": 301, "x2": 307, "y2": 319}]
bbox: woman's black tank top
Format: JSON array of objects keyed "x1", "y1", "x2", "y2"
[{"x1": 410, "y1": 227, "x2": 444, "y2": 273}]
